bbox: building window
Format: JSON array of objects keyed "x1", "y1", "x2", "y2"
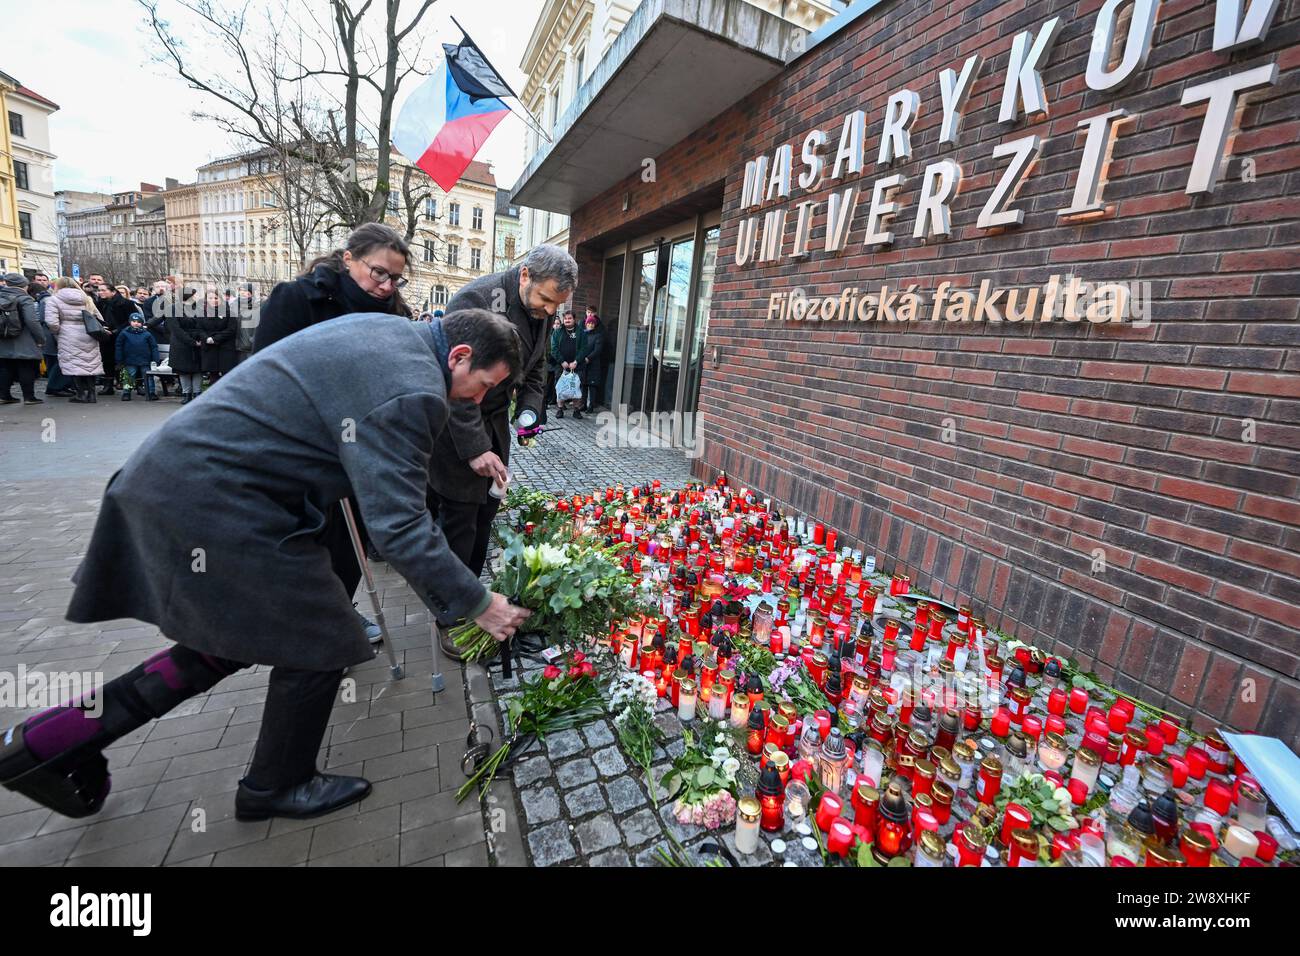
[
  {"x1": 550, "y1": 86, "x2": 561, "y2": 131},
  {"x1": 13, "y1": 161, "x2": 28, "y2": 191},
  {"x1": 18, "y1": 212, "x2": 31, "y2": 240},
  {"x1": 7, "y1": 111, "x2": 22, "y2": 137},
  {"x1": 434, "y1": 284, "x2": 448, "y2": 306},
  {"x1": 471, "y1": 247, "x2": 481, "y2": 271},
  {"x1": 423, "y1": 239, "x2": 434, "y2": 263},
  {"x1": 575, "y1": 47, "x2": 586, "y2": 88},
  {"x1": 425, "y1": 197, "x2": 437, "y2": 218},
  {"x1": 504, "y1": 236, "x2": 516, "y2": 261},
  {"x1": 448, "y1": 202, "x2": 460, "y2": 227},
  {"x1": 387, "y1": 191, "x2": 399, "y2": 214},
  {"x1": 447, "y1": 243, "x2": 459, "y2": 269},
  {"x1": 472, "y1": 206, "x2": 483, "y2": 230}
]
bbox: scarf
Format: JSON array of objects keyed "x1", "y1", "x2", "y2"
[
  {"x1": 334, "y1": 267, "x2": 397, "y2": 315},
  {"x1": 428, "y1": 318, "x2": 452, "y2": 392}
]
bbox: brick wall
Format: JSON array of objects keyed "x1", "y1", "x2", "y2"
[{"x1": 568, "y1": 0, "x2": 1300, "y2": 745}]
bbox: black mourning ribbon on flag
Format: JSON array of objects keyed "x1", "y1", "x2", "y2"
[{"x1": 443, "y1": 40, "x2": 512, "y2": 103}]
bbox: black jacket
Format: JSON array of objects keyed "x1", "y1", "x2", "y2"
[
  {"x1": 100, "y1": 292, "x2": 137, "y2": 331},
  {"x1": 143, "y1": 295, "x2": 170, "y2": 344},
  {"x1": 198, "y1": 310, "x2": 239, "y2": 373},
  {"x1": 164, "y1": 298, "x2": 204, "y2": 374},
  {"x1": 581, "y1": 325, "x2": 605, "y2": 386},
  {"x1": 431, "y1": 266, "x2": 548, "y2": 503},
  {"x1": 253, "y1": 264, "x2": 402, "y2": 353}
]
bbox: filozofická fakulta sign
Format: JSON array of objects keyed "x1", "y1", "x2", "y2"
[{"x1": 732, "y1": 0, "x2": 1284, "y2": 268}]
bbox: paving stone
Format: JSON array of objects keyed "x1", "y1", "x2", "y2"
[
  {"x1": 554, "y1": 757, "x2": 598, "y2": 789},
  {"x1": 212, "y1": 829, "x2": 313, "y2": 867},
  {"x1": 659, "y1": 802, "x2": 706, "y2": 844},
  {"x1": 511, "y1": 756, "x2": 551, "y2": 789},
  {"x1": 564, "y1": 782, "x2": 607, "y2": 817},
  {"x1": 620, "y1": 808, "x2": 662, "y2": 847},
  {"x1": 544, "y1": 729, "x2": 585, "y2": 760},
  {"x1": 65, "y1": 834, "x2": 174, "y2": 867},
  {"x1": 605, "y1": 776, "x2": 648, "y2": 814},
  {"x1": 575, "y1": 815, "x2": 621, "y2": 854},
  {"x1": 634, "y1": 840, "x2": 673, "y2": 867},
  {"x1": 720, "y1": 829, "x2": 774, "y2": 866},
  {"x1": 592, "y1": 746, "x2": 627, "y2": 778},
  {"x1": 520, "y1": 785, "x2": 561, "y2": 825},
  {"x1": 400, "y1": 813, "x2": 484, "y2": 865},
  {"x1": 444, "y1": 841, "x2": 490, "y2": 867},
  {"x1": 526, "y1": 820, "x2": 577, "y2": 867},
  {"x1": 582, "y1": 722, "x2": 615, "y2": 748},
  {"x1": 308, "y1": 836, "x2": 400, "y2": 867},
  {"x1": 589, "y1": 848, "x2": 632, "y2": 867}
]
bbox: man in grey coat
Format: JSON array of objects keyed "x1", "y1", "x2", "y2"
[
  {"x1": 0, "y1": 309, "x2": 532, "y2": 821},
  {"x1": 0, "y1": 272, "x2": 47, "y2": 405},
  {"x1": 430, "y1": 244, "x2": 577, "y2": 660}
]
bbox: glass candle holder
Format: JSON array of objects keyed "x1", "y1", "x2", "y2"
[
  {"x1": 1237, "y1": 786, "x2": 1268, "y2": 834},
  {"x1": 1038, "y1": 731, "x2": 1068, "y2": 773},
  {"x1": 1224, "y1": 825, "x2": 1259, "y2": 861},
  {"x1": 729, "y1": 692, "x2": 751, "y2": 728},
  {"x1": 677, "y1": 678, "x2": 697, "y2": 722},
  {"x1": 784, "y1": 780, "x2": 810, "y2": 826},
  {"x1": 1070, "y1": 747, "x2": 1102, "y2": 794},
  {"x1": 734, "y1": 796, "x2": 762, "y2": 854}
]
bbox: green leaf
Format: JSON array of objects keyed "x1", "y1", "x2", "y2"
[
  {"x1": 887, "y1": 857, "x2": 912, "y2": 867},
  {"x1": 857, "y1": 844, "x2": 878, "y2": 868},
  {"x1": 1048, "y1": 816, "x2": 1075, "y2": 832},
  {"x1": 696, "y1": 766, "x2": 715, "y2": 788}
]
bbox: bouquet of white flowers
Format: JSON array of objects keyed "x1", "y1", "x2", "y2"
[{"x1": 449, "y1": 527, "x2": 640, "y2": 661}]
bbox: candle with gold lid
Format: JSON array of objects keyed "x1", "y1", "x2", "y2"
[
  {"x1": 735, "y1": 796, "x2": 761, "y2": 854},
  {"x1": 914, "y1": 829, "x2": 947, "y2": 867}
]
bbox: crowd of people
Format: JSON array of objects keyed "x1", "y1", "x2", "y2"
[{"x1": 0, "y1": 271, "x2": 252, "y2": 405}]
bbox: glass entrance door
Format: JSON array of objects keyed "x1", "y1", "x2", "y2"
[
  {"x1": 645, "y1": 236, "x2": 695, "y2": 419},
  {"x1": 621, "y1": 247, "x2": 657, "y2": 415}
]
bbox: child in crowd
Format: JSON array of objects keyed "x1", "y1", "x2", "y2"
[{"x1": 114, "y1": 315, "x2": 161, "y2": 401}]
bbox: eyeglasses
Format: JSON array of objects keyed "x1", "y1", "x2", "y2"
[{"x1": 360, "y1": 258, "x2": 408, "y2": 289}]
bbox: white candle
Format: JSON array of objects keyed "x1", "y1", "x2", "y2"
[
  {"x1": 677, "y1": 679, "x2": 697, "y2": 722},
  {"x1": 735, "y1": 797, "x2": 761, "y2": 854},
  {"x1": 1224, "y1": 825, "x2": 1259, "y2": 860},
  {"x1": 707, "y1": 689, "x2": 727, "y2": 721}
]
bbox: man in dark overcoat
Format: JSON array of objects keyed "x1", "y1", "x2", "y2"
[
  {"x1": 0, "y1": 310, "x2": 531, "y2": 821},
  {"x1": 430, "y1": 244, "x2": 577, "y2": 660}
]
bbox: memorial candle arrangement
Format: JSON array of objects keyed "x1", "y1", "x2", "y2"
[{"x1": 496, "y1": 479, "x2": 1294, "y2": 868}]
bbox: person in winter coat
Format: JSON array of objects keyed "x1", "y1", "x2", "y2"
[
  {"x1": 549, "y1": 310, "x2": 587, "y2": 419},
  {"x1": 29, "y1": 276, "x2": 71, "y2": 397},
  {"x1": 0, "y1": 310, "x2": 529, "y2": 824},
  {"x1": 92, "y1": 285, "x2": 124, "y2": 394},
  {"x1": 253, "y1": 222, "x2": 413, "y2": 352},
  {"x1": 142, "y1": 281, "x2": 173, "y2": 397},
  {"x1": 197, "y1": 289, "x2": 238, "y2": 384},
  {"x1": 0, "y1": 272, "x2": 46, "y2": 405},
  {"x1": 114, "y1": 315, "x2": 161, "y2": 401},
  {"x1": 252, "y1": 223, "x2": 415, "y2": 644},
  {"x1": 164, "y1": 289, "x2": 204, "y2": 403},
  {"x1": 43, "y1": 278, "x2": 105, "y2": 404},
  {"x1": 579, "y1": 307, "x2": 605, "y2": 413}
]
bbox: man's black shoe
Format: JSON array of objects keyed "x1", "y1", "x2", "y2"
[{"x1": 234, "y1": 772, "x2": 372, "y2": 821}]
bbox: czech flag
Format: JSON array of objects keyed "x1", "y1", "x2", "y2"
[{"x1": 393, "y1": 57, "x2": 510, "y2": 193}]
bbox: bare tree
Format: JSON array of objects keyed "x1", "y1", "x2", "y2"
[
  {"x1": 205, "y1": 245, "x2": 243, "y2": 291},
  {"x1": 141, "y1": 0, "x2": 441, "y2": 237}
]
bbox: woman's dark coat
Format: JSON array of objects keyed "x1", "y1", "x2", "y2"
[
  {"x1": 198, "y1": 310, "x2": 239, "y2": 373},
  {"x1": 65, "y1": 315, "x2": 490, "y2": 671},
  {"x1": 164, "y1": 300, "x2": 203, "y2": 374}
]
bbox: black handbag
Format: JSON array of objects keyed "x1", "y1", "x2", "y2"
[{"x1": 82, "y1": 309, "x2": 112, "y2": 343}]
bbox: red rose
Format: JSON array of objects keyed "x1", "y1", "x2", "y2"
[
  {"x1": 542, "y1": 665, "x2": 562, "y2": 680},
  {"x1": 568, "y1": 665, "x2": 583, "y2": 678},
  {"x1": 579, "y1": 661, "x2": 597, "y2": 678},
  {"x1": 571, "y1": 651, "x2": 586, "y2": 664}
]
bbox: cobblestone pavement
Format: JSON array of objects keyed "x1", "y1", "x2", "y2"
[{"x1": 0, "y1": 385, "x2": 692, "y2": 867}]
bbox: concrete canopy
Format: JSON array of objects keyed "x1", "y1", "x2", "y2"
[{"x1": 510, "y1": 0, "x2": 808, "y2": 215}]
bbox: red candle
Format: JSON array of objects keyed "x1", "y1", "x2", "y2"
[
  {"x1": 815, "y1": 792, "x2": 843, "y2": 832},
  {"x1": 1156, "y1": 717, "x2": 1178, "y2": 745},
  {"x1": 826, "y1": 819, "x2": 854, "y2": 856},
  {"x1": 1047, "y1": 688, "x2": 1067, "y2": 716},
  {"x1": 1001, "y1": 803, "x2": 1032, "y2": 846},
  {"x1": 1045, "y1": 714, "x2": 1067, "y2": 737},
  {"x1": 1255, "y1": 832, "x2": 1278, "y2": 863},
  {"x1": 825, "y1": 529, "x2": 837, "y2": 552},
  {"x1": 1108, "y1": 702, "x2": 1129, "y2": 733},
  {"x1": 1121, "y1": 730, "x2": 1147, "y2": 766},
  {"x1": 1021, "y1": 715, "x2": 1043, "y2": 742},
  {"x1": 955, "y1": 825, "x2": 985, "y2": 866},
  {"x1": 1168, "y1": 755, "x2": 1189, "y2": 789},
  {"x1": 1069, "y1": 687, "x2": 1089, "y2": 715},
  {"x1": 1067, "y1": 778, "x2": 1089, "y2": 806},
  {"x1": 912, "y1": 808, "x2": 939, "y2": 845},
  {"x1": 852, "y1": 781, "x2": 879, "y2": 832},
  {"x1": 813, "y1": 522, "x2": 825, "y2": 545},
  {"x1": 990, "y1": 707, "x2": 1012, "y2": 738},
  {"x1": 814, "y1": 709, "x2": 833, "y2": 741},
  {"x1": 1204, "y1": 779, "x2": 1233, "y2": 816},
  {"x1": 760, "y1": 792, "x2": 784, "y2": 832},
  {"x1": 1145, "y1": 725, "x2": 1166, "y2": 755},
  {"x1": 1186, "y1": 746, "x2": 1209, "y2": 780}
]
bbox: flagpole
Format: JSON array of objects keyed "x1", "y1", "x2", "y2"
[{"x1": 449, "y1": 15, "x2": 553, "y2": 144}]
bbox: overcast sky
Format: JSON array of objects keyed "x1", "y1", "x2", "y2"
[{"x1": 1, "y1": 0, "x2": 544, "y2": 194}]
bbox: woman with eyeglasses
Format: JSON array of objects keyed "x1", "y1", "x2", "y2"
[{"x1": 252, "y1": 222, "x2": 413, "y2": 353}]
